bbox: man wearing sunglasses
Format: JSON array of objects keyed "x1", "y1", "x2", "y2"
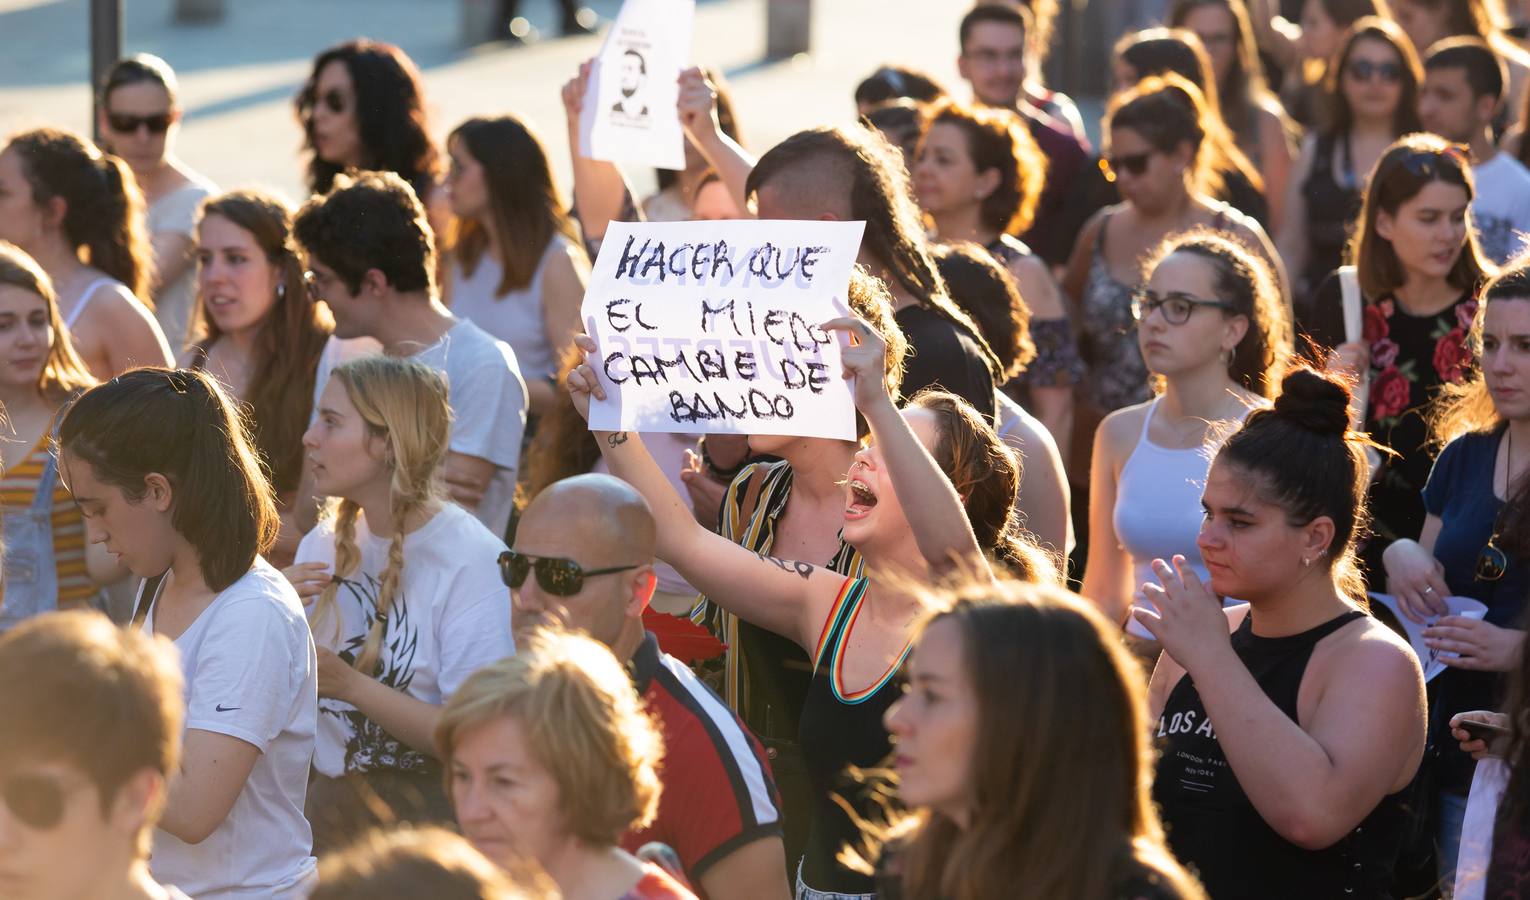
[
  {"x1": 0, "y1": 612, "x2": 192, "y2": 900},
  {"x1": 1418, "y1": 38, "x2": 1530, "y2": 265},
  {"x1": 508, "y1": 473, "x2": 790, "y2": 900}
]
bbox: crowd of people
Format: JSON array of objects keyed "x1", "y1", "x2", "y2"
[{"x1": 4, "y1": 0, "x2": 1530, "y2": 898}]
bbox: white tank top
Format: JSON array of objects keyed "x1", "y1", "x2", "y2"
[
  {"x1": 447, "y1": 236, "x2": 568, "y2": 384},
  {"x1": 1113, "y1": 396, "x2": 1248, "y2": 636}
]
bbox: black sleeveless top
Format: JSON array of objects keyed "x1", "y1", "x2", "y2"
[
  {"x1": 1153, "y1": 610, "x2": 1407, "y2": 899},
  {"x1": 1299, "y1": 132, "x2": 1364, "y2": 301},
  {"x1": 798, "y1": 577, "x2": 909, "y2": 894}
]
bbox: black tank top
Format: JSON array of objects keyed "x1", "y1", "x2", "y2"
[
  {"x1": 797, "y1": 577, "x2": 909, "y2": 894},
  {"x1": 1153, "y1": 610, "x2": 1407, "y2": 899},
  {"x1": 1300, "y1": 133, "x2": 1363, "y2": 298}
]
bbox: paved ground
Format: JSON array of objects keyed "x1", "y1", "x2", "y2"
[{"x1": 0, "y1": 0, "x2": 1000, "y2": 204}]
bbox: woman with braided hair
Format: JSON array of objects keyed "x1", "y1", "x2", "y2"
[{"x1": 290, "y1": 354, "x2": 512, "y2": 853}]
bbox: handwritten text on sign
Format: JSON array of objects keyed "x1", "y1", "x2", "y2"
[{"x1": 582, "y1": 219, "x2": 867, "y2": 440}]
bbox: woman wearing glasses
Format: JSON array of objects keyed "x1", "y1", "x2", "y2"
[
  {"x1": 291, "y1": 355, "x2": 512, "y2": 852},
  {"x1": 1063, "y1": 74, "x2": 1283, "y2": 431},
  {"x1": 1301, "y1": 134, "x2": 1492, "y2": 581},
  {"x1": 1277, "y1": 17, "x2": 1421, "y2": 305},
  {"x1": 1387, "y1": 261, "x2": 1530, "y2": 879},
  {"x1": 1080, "y1": 228, "x2": 1289, "y2": 632},
  {"x1": 295, "y1": 40, "x2": 446, "y2": 239},
  {"x1": 97, "y1": 54, "x2": 217, "y2": 350}
]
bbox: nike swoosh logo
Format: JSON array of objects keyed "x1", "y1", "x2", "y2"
[{"x1": 215, "y1": 704, "x2": 241, "y2": 712}]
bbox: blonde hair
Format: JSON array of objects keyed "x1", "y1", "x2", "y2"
[
  {"x1": 312, "y1": 826, "x2": 554, "y2": 900},
  {"x1": 436, "y1": 629, "x2": 664, "y2": 846},
  {"x1": 310, "y1": 356, "x2": 452, "y2": 675}
]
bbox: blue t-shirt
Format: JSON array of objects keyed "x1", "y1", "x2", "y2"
[
  {"x1": 1421, "y1": 426, "x2": 1530, "y2": 793},
  {"x1": 1421, "y1": 427, "x2": 1528, "y2": 625}
]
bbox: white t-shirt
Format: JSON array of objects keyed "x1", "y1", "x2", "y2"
[
  {"x1": 296, "y1": 503, "x2": 514, "y2": 779},
  {"x1": 1471, "y1": 152, "x2": 1530, "y2": 264},
  {"x1": 142, "y1": 559, "x2": 318, "y2": 900},
  {"x1": 311, "y1": 321, "x2": 528, "y2": 540}
]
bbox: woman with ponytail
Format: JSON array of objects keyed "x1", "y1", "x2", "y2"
[
  {"x1": 0, "y1": 128, "x2": 173, "y2": 378},
  {"x1": 1140, "y1": 367, "x2": 1426, "y2": 898},
  {"x1": 1064, "y1": 74, "x2": 1285, "y2": 426},
  {"x1": 57, "y1": 367, "x2": 318, "y2": 899},
  {"x1": 292, "y1": 355, "x2": 512, "y2": 853}
]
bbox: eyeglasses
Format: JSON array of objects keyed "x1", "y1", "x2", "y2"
[
  {"x1": 106, "y1": 111, "x2": 175, "y2": 135},
  {"x1": 1393, "y1": 146, "x2": 1469, "y2": 180},
  {"x1": 1100, "y1": 151, "x2": 1153, "y2": 182},
  {"x1": 2, "y1": 772, "x2": 86, "y2": 830},
  {"x1": 1345, "y1": 59, "x2": 1403, "y2": 83},
  {"x1": 499, "y1": 549, "x2": 640, "y2": 596},
  {"x1": 1131, "y1": 288, "x2": 1238, "y2": 325}
]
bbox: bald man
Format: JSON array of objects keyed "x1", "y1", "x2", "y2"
[{"x1": 511, "y1": 474, "x2": 790, "y2": 900}]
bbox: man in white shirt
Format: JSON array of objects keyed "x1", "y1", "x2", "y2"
[
  {"x1": 1420, "y1": 37, "x2": 1530, "y2": 264},
  {"x1": 0, "y1": 612, "x2": 196, "y2": 900},
  {"x1": 294, "y1": 172, "x2": 528, "y2": 539}
]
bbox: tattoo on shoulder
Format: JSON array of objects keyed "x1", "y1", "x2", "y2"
[
  {"x1": 606, "y1": 432, "x2": 630, "y2": 448},
  {"x1": 758, "y1": 554, "x2": 815, "y2": 580}
]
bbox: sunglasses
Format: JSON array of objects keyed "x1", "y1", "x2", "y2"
[
  {"x1": 1345, "y1": 59, "x2": 1403, "y2": 83},
  {"x1": 1477, "y1": 533, "x2": 1509, "y2": 582},
  {"x1": 106, "y1": 111, "x2": 175, "y2": 135},
  {"x1": 1100, "y1": 151, "x2": 1153, "y2": 182},
  {"x1": 499, "y1": 549, "x2": 640, "y2": 596},
  {"x1": 1131, "y1": 288, "x2": 1238, "y2": 325},
  {"x1": 319, "y1": 89, "x2": 348, "y2": 115},
  {"x1": 2, "y1": 772, "x2": 85, "y2": 830}
]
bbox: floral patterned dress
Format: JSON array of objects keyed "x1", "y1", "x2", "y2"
[
  {"x1": 1297, "y1": 276, "x2": 1476, "y2": 576},
  {"x1": 1363, "y1": 293, "x2": 1476, "y2": 551}
]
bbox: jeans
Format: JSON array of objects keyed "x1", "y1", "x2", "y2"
[{"x1": 1440, "y1": 789, "x2": 1472, "y2": 894}]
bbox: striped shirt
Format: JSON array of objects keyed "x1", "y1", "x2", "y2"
[
  {"x1": 0, "y1": 435, "x2": 93, "y2": 604},
  {"x1": 623, "y1": 632, "x2": 781, "y2": 892},
  {"x1": 699, "y1": 460, "x2": 864, "y2": 740}
]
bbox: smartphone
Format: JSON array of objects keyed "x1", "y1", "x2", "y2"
[{"x1": 1458, "y1": 719, "x2": 1510, "y2": 742}]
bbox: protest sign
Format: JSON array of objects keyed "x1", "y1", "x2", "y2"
[
  {"x1": 581, "y1": 219, "x2": 867, "y2": 440},
  {"x1": 578, "y1": 0, "x2": 694, "y2": 171},
  {"x1": 1370, "y1": 593, "x2": 1489, "y2": 682}
]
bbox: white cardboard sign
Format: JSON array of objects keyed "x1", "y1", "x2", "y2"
[
  {"x1": 581, "y1": 219, "x2": 867, "y2": 440},
  {"x1": 578, "y1": 0, "x2": 694, "y2": 171}
]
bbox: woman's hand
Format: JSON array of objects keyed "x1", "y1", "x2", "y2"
[
  {"x1": 562, "y1": 60, "x2": 593, "y2": 120},
  {"x1": 316, "y1": 647, "x2": 359, "y2": 702},
  {"x1": 566, "y1": 333, "x2": 605, "y2": 423},
  {"x1": 1426, "y1": 619, "x2": 1525, "y2": 672},
  {"x1": 1330, "y1": 340, "x2": 1370, "y2": 380},
  {"x1": 1450, "y1": 710, "x2": 1511, "y2": 760},
  {"x1": 1133, "y1": 555, "x2": 1235, "y2": 675},
  {"x1": 680, "y1": 448, "x2": 728, "y2": 527},
  {"x1": 821, "y1": 315, "x2": 893, "y2": 416},
  {"x1": 1383, "y1": 539, "x2": 1450, "y2": 623},
  {"x1": 677, "y1": 66, "x2": 722, "y2": 149},
  {"x1": 282, "y1": 562, "x2": 331, "y2": 605}
]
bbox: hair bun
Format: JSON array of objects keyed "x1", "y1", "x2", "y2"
[{"x1": 1271, "y1": 368, "x2": 1352, "y2": 436}]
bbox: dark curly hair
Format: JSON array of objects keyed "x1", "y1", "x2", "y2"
[
  {"x1": 296, "y1": 39, "x2": 443, "y2": 198},
  {"x1": 293, "y1": 171, "x2": 436, "y2": 298}
]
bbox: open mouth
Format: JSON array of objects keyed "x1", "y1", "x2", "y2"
[{"x1": 845, "y1": 478, "x2": 879, "y2": 520}]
